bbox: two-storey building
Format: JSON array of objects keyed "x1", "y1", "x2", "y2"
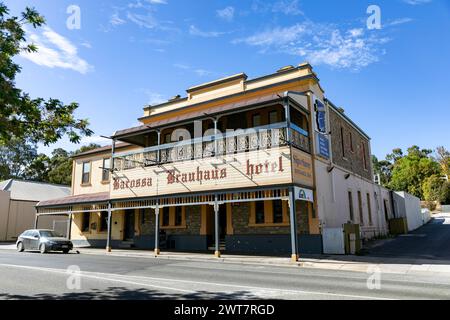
[{"x1": 36, "y1": 63, "x2": 392, "y2": 259}]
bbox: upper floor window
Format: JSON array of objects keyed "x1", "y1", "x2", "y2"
[
  {"x1": 269, "y1": 111, "x2": 278, "y2": 124},
  {"x1": 362, "y1": 142, "x2": 368, "y2": 170},
  {"x1": 102, "y1": 158, "x2": 111, "y2": 182},
  {"x1": 349, "y1": 132, "x2": 354, "y2": 153},
  {"x1": 252, "y1": 114, "x2": 261, "y2": 127},
  {"x1": 82, "y1": 161, "x2": 91, "y2": 185},
  {"x1": 340, "y1": 127, "x2": 346, "y2": 158}
]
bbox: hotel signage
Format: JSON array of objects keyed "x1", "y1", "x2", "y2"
[
  {"x1": 291, "y1": 148, "x2": 314, "y2": 188},
  {"x1": 315, "y1": 132, "x2": 330, "y2": 159},
  {"x1": 110, "y1": 146, "x2": 311, "y2": 199},
  {"x1": 315, "y1": 98, "x2": 327, "y2": 134}
]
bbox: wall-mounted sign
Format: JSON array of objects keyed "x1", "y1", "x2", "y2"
[
  {"x1": 294, "y1": 186, "x2": 314, "y2": 203},
  {"x1": 315, "y1": 132, "x2": 330, "y2": 159},
  {"x1": 291, "y1": 148, "x2": 314, "y2": 187},
  {"x1": 315, "y1": 99, "x2": 327, "y2": 134},
  {"x1": 111, "y1": 146, "x2": 294, "y2": 199}
]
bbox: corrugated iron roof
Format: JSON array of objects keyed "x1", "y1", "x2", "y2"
[
  {"x1": 36, "y1": 192, "x2": 110, "y2": 207},
  {"x1": 0, "y1": 179, "x2": 71, "y2": 202}
]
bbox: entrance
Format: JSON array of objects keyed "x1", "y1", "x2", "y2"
[
  {"x1": 219, "y1": 204, "x2": 227, "y2": 241},
  {"x1": 124, "y1": 210, "x2": 135, "y2": 241}
]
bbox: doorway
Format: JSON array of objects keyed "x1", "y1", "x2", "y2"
[
  {"x1": 124, "y1": 210, "x2": 135, "y2": 241},
  {"x1": 219, "y1": 204, "x2": 227, "y2": 241}
]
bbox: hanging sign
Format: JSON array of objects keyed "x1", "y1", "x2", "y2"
[{"x1": 294, "y1": 186, "x2": 314, "y2": 203}]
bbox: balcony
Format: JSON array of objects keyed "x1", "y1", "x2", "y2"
[{"x1": 113, "y1": 122, "x2": 310, "y2": 172}]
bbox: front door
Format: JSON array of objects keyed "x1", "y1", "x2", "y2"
[{"x1": 124, "y1": 210, "x2": 135, "y2": 241}]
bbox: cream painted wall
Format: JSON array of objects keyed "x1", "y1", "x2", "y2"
[
  {"x1": 315, "y1": 160, "x2": 391, "y2": 240},
  {"x1": 0, "y1": 191, "x2": 11, "y2": 241},
  {"x1": 71, "y1": 210, "x2": 127, "y2": 241},
  {"x1": 72, "y1": 155, "x2": 110, "y2": 196}
]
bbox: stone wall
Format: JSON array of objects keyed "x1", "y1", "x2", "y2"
[{"x1": 329, "y1": 107, "x2": 372, "y2": 180}]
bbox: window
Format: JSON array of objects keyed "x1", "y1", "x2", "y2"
[
  {"x1": 269, "y1": 111, "x2": 278, "y2": 124},
  {"x1": 348, "y1": 191, "x2": 354, "y2": 221},
  {"x1": 81, "y1": 212, "x2": 90, "y2": 232},
  {"x1": 175, "y1": 207, "x2": 183, "y2": 226},
  {"x1": 141, "y1": 208, "x2": 152, "y2": 224},
  {"x1": 255, "y1": 201, "x2": 265, "y2": 224},
  {"x1": 272, "y1": 200, "x2": 283, "y2": 224},
  {"x1": 252, "y1": 114, "x2": 261, "y2": 127},
  {"x1": 340, "y1": 127, "x2": 346, "y2": 158},
  {"x1": 358, "y1": 191, "x2": 364, "y2": 225},
  {"x1": 81, "y1": 161, "x2": 91, "y2": 184},
  {"x1": 362, "y1": 142, "x2": 368, "y2": 170},
  {"x1": 99, "y1": 212, "x2": 108, "y2": 232},
  {"x1": 102, "y1": 158, "x2": 111, "y2": 182},
  {"x1": 162, "y1": 207, "x2": 170, "y2": 227},
  {"x1": 367, "y1": 193, "x2": 373, "y2": 225},
  {"x1": 164, "y1": 133, "x2": 171, "y2": 144},
  {"x1": 349, "y1": 132, "x2": 354, "y2": 152}
]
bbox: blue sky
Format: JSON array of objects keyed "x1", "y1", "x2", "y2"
[{"x1": 5, "y1": 0, "x2": 450, "y2": 159}]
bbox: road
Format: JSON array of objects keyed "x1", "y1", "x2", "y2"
[
  {"x1": 367, "y1": 213, "x2": 450, "y2": 261},
  {"x1": 1, "y1": 249, "x2": 450, "y2": 300}
]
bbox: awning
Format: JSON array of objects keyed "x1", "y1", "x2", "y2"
[{"x1": 36, "y1": 192, "x2": 110, "y2": 208}]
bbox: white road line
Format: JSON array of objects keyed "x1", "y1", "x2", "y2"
[{"x1": 0, "y1": 263, "x2": 393, "y2": 300}]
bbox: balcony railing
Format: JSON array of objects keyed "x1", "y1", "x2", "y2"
[{"x1": 113, "y1": 122, "x2": 310, "y2": 171}]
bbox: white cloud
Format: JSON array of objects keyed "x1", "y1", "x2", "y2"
[
  {"x1": 173, "y1": 63, "x2": 214, "y2": 77},
  {"x1": 110, "y1": 12, "x2": 126, "y2": 26},
  {"x1": 385, "y1": 18, "x2": 414, "y2": 27},
  {"x1": 252, "y1": 0, "x2": 303, "y2": 16},
  {"x1": 80, "y1": 135, "x2": 111, "y2": 146},
  {"x1": 20, "y1": 26, "x2": 92, "y2": 74},
  {"x1": 144, "y1": 91, "x2": 167, "y2": 105},
  {"x1": 217, "y1": 6, "x2": 235, "y2": 22},
  {"x1": 189, "y1": 25, "x2": 226, "y2": 38},
  {"x1": 234, "y1": 22, "x2": 390, "y2": 71},
  {"x1": 402, "y1": 0, "x2": 432, "y2": 5}
]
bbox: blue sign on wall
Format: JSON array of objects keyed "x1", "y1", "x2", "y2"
[
  {"x1": 315, "y1": 99, "x2": 327, "y2": 133},
  {"x1": 316, "y1": 132, "x2": 330, "y2": 159}
]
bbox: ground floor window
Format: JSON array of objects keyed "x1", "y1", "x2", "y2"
[
  {"x1": 81, "y1": 212, "x2": 90, "y2": 232},
  {"x1": 160, "y1": 206, "x2": 186, "y2": 229},
  {"x1": 250, "y1": 200, "x2": 288, "y2": 226},
  {"x1": 99, "y1": 212, "x2": 108, "y2": 232}
]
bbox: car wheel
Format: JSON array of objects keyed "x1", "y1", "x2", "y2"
[
  {"x1": 17, "y1": 242, "x2": 24, "y2": 252},
  {"x1": 39, "y1": 243, "x2": 47, "y2": 254},
  {"x1": 62, "y1": 249, "x2": 70, "y2": 254}
]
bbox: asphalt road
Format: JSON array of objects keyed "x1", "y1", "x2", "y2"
[
  {"x1": 1, "y1": 249, "x2": 450, "y2": 300},
  {"x1": 367, "y1": 213, "x2": 450, "y2": 261}
]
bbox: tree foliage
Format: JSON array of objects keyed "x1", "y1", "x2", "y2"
[
  {"x1": 374, "y1": 145, "x2": 448, "y2": 201},
  {"x1": 0, "y1": 140, "x2": 100, "y2": 185},
  {"x1": 0, "y1": 2, "x2": 92, "y2": 146}
]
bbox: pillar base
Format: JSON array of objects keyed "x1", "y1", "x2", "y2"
[
  {"x1": 106, "y1": 246, "x2": 112, "y2": 253},
  {"x1": 154, "y1": 248, "x2": 160, "y2": 256},
  {"x1": 291, "y1": 254, "x2": 299, "y2": 262},
  {"x1": 214, "y1": 250, "x2": 221, "y2": 258}
]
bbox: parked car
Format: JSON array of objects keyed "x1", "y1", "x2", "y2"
[{"x1": 16, "y1": 229, "x2": 73, "y2": 254}]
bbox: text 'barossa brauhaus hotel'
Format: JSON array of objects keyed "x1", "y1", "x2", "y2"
[{"x1": 36, "y1": 63, "x2": 394, "y2": 260}]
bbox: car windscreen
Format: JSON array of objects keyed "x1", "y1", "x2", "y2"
[{"x1": 39, "y1": 231, "x2": 63, "y2": 238}]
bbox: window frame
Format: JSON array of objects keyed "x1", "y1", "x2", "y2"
[
  {"x1": 99, "y1": 212, "x2": 108, "y2": 232},
  {"x1": 102, "y1": 158, "x2": 111, "y2": 182},
  {"x1": 348, "y1": 191, "x2": 354, "y2": 222},
  {"x1": 81, "y1": 212, "x2": 90, "y2": 233},
  {"x1": 367, "y1": 193, "x2": 373, "y2": 225},
  {"x1": 81, "y1": 161, "x2": 91, "y2": 185},
  {"x1": 357, "y1": 190, "x2": 364, "y2": 225}
]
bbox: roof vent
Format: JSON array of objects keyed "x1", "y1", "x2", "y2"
[
  {"x1": 277, "y1": 65, "x2": 295, "y2": 73},
  {"x1": 338, "y1": 107, "x2": 345, "y2": 113},
  {"x1": 169, "y1": 95, "x2": 181, "y2": 102}
]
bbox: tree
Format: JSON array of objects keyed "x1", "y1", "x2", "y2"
[
  {"x1": 0, "y1": 3, "x2": 92, "y2": 146},
  {"x1": 372, "y1": 155, "x2": 392, "y2": 186},
  {"x1": 436, "y1": 146, "x2": 450, "y2": 178},
  {"x1": 422, "y1": 175, "x2": 444, "y2": 202},
  {"x1": 388, "y1": 146, "x2": 441, "y2": 198},
  {"x1": 0, "y1": 137, "x2": 38, "y2": 180}
]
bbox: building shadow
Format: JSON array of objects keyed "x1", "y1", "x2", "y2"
[{"x1": 0, "y1": 287, "x2": 260, "y2": 300}]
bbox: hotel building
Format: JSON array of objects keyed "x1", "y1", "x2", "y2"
[{"x1": 36, "y1": 63, "x2": 394, "y2": 259}]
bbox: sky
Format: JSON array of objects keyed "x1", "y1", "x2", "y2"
[{"x1": 4, "y1": 0, "x2": 450, "y2": 159}]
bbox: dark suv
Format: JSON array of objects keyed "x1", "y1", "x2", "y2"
[{"x1": 16, "y1": 229, "x2": 73, "y2": 254}]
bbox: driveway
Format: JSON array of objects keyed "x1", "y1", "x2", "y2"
[{"x1": 367, "y1": 213, "x2": 450, "y2": 261}]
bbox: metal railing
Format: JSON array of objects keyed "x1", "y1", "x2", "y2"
[{"x1": 113, "y1": 122, "x2": 310, "y2": 171}]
